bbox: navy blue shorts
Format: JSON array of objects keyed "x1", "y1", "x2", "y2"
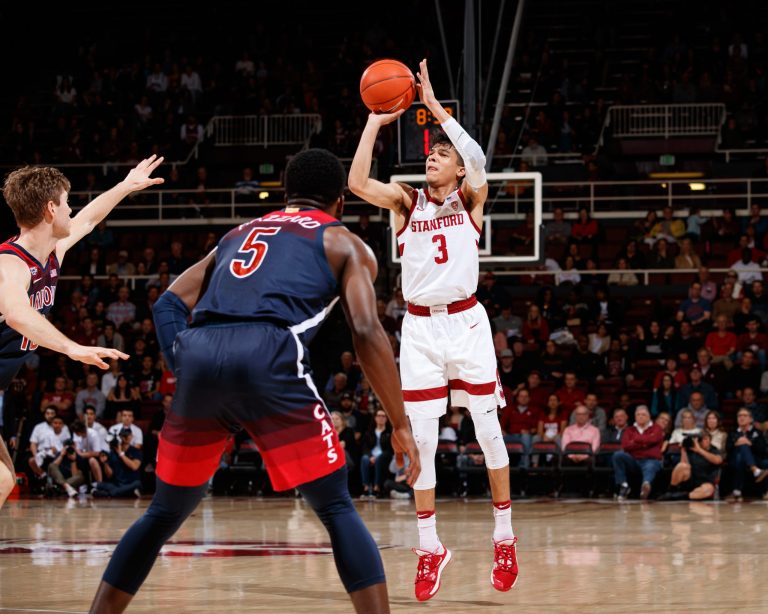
[{"x1": 157, "y1": 324, "x2": 345, "y2": 491}]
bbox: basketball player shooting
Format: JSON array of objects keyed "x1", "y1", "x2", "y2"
[
  {"x1": 350, "y1": 59, "x2": 518, "y2": 601},
  {"x1": 89, "y1": 149, "x2": 420, "y2": 614},
  {"x1": 0, "y1": 156, "x2": 164, "y2": 508}
]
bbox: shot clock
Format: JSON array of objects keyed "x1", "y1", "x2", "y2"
[{"x1": 397, "y1": 100, "x2": 460, "y2": 164}]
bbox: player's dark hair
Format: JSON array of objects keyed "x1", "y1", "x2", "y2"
[
  {"x1": 284, "y1": 148, "x2": 346, "y2": 207},
  {"x1": 430, "y1": 133, "x2": 464, "y2": 166}
]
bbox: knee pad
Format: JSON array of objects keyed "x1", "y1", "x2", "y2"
[
  {"x1": 471, "y1": 408, "x2": 509, "y2": 470},
  {"x1": 410, "y1": 417, "x2": 439, "y2": 490}
]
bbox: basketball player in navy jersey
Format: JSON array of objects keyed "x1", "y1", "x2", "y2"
[
  {"x1": 89, "y1": 149, "x2": 420, "y2": 614},
  {"x1": 350, "y1": 59, "x2": 518, "y2": 600},
  {"x1": 0, "y1": 156, "x2": 164, "y2": 508}
]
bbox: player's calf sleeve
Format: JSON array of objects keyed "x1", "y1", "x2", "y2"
[
  {"x1": 298, "y1": 467, "x2": 385, "y2": 593},
  {"x1": 410, "y1": 417, "x2": 439, "y2": 490},
  {"x1": 471, "y1": 408, "x2": 509, "y2": 469},
  {"x1": 153, "y1": 290, "x2": 190, "y2": 371},
  {"x1": 102, "y1": 478, "x2": 208, "y2": 595}
]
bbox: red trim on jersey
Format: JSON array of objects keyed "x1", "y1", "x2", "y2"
[
  {"x1": 448, "y1": 378, "x2": 497, "y2": 395},
  {"x1": 396, "y1": 190, "x2": 418, "y2": 238},
  {"x1": 457, "y1": 188, "x2": 483, "y2": 235},
  {"x1": 403, "y1": 385, "x2": 449, "y2": 402},
  {"x1": 0, "y1": 243, "x2": 38, "y2": 269},
  {"x1": 407, "y1": 295, "x2": 477, "y2": 316}
]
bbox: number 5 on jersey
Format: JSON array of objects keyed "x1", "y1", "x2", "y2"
[{"x1": 230, "y1": 227, "x2": 281, "y2": 278}]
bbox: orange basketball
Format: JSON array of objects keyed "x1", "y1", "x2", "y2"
[{"x1": 360, "y1": 59, "x2": 416, "y2": 114}]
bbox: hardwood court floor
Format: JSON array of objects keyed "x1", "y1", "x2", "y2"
[{"x1": 1, "y1": 496, "x2": 767, "y2": 613}]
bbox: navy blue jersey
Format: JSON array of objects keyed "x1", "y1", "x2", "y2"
[
  {"x1": 0, "y1": 238, "x2": 59, "y2": 389},
  {"x1": 192, "y1": 208, "x2": 342, "y2": 343}
]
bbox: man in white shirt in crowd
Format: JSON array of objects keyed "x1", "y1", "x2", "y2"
[{"x1": 108, "y1": 407, "x2": 143, "y2": 449}]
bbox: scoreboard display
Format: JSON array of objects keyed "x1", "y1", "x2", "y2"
[{"x1": 397, "y1": 100, "x2": 460, "y2": 164}]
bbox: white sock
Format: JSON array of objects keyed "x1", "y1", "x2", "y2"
[
  {"x1": 417, "y1": 510, "x2": 441, "y2": 553},
  {"x1": 493, "y1": 501, "x2": 514, "y2": 542}
]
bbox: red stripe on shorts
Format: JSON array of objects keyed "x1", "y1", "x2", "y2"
[
  {"x1": 448, "y1": 379, "x2": 497, "y2": 395},
  {"x1": 156, "y1": 434, "x2": 228, "y2": 487},
  {"x1": 403, "y1": 386, "x2": 449, "y2": 402}
]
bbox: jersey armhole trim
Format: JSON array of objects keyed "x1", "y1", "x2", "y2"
[
  {"x1": 458, "y1": 188, "x2": 482, "y2": 236},
  {"x1": 395, "y1": 189, "x2": 418, "y2": 239}
]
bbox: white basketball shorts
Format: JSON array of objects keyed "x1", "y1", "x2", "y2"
[{"x1": 400, "y1": 300, "x2": 506, "y2": 420}]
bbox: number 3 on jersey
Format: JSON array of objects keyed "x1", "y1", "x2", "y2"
[
  {"x1": 230, "y1": 227, "x2": 281, "y2": 278},
  {"x1": 432, "y1": 233, "x2": 448, "y2": 264}
]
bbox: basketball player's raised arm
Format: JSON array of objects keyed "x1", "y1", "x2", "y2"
[
  {"x1": 416, "y1": 59, "x2": 489, "y2": 216},
  {"x1": 55, "y1": 155, "x2": 165, "y2": 262},
  {"x1": 335, "y1": 233, "x2": 421, "y2": 485},
  {"x1": 153, "y1": 249, "x2": 217, "y2": 370},
  {"x1": 349, "y1": 112, "x2": 412, "y2": 217},
  {"x1": 0, "y1": 255, "x2": 128, "y2": 368}
]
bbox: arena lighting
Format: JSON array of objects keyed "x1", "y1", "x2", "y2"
[
  {"x1": 689, "y1": 183, "x2": 706, "y2": 191},
  {"x1": 648, "y1": 171, "x2": 705, "y2": 179},
  {"x1": 258, "y1": 191, "x2": 270, "y2": 200}
]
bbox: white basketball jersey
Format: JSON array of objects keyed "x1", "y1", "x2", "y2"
[{"x1": 397, "y1": 187, "x2": 481, "y2": 306}]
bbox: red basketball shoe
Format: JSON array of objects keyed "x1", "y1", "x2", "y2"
[
  {"x1": 491, "y1": 537, "x2": 519, "y2": 591},
  {"x1": 413, "y1": 545, "x2": 452, "y2": 601}
]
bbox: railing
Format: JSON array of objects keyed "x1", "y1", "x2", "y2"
[
  {"x1": 210, "y1": 114, "x2": 322, "y2": 147},
  {"x1": 58, "y1": 268, "x2": 768, "y2": 290},
  {"x1": 67, "y1": 175, "x2": 768, "y2": 225},
  {"x1": 605, "y1": 103, "x2": 726, "y2": 139}
]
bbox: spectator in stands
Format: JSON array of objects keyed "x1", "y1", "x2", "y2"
[
  {"x1": 743, "y1": 203, "x2": 768, "y2": 242},
  {"x1": 602, "y1": 408, "x2": 630, "y2": 445},
  {"x1": 500, "y1": 388, "x2": 539, "y2": 468},
  {"x1": 106, "y1": 374, "x2": 140, "y2": 420},
  {"x1": 556, "y1": 255, "x2": 581, "y2": 286},
  {"x1": 726, "y1": 408, "x2": 768, "y2": 502},
  {"x1": 675, "y1": 238, "x2": 702, "y2": 269},
  {"x1": 521, "y1": 136, "x2": 548, "y2": 167},
  {"x1": 675, "y1": 392, "x2": 711, "y2": 429},
  {"x1": 359, "y1": 409, "x2": 393, "y2": 499},
  {"x1": 562, "y1": 289, "x2": 590, "y2": 327},
  {"x1": 100, "y1": 359, "x2": 121, "y2": 399},
  {"x1": 568, "y1": 393, "x2": 607, "y2": 432},
  {"x1": 703, "y1": 411, "x2": 728, "y2": 453},
  {"x1": 635, "y1": 211, "x2": 658, "y2": 243},
  {"x1": 146, "y1": 63, "x2": 168, "y2": 94},
  {"x1": 607, "y1": 257, "x2": 639, "y2": 286},
  {"x1": 588, "y1": 324, "x2": 611, "y2": 355},
  {"x1": 685, "y1": 207, "x2": 708, "y2": 240},
  {"x1": 648, "y1": 238, "x2": 674, "y2": 269},
  {"x1": 747, "y1": 280, "x2": 768, "y2": 323},
  {"x1": 646, "y1": 206, "x2": 686, "y2": 246},
  {"x1": 331, "y1": 411, "x2": 357, "y2": 474},
  {"x1": 540, "y1": 340, "x2": 566, "y2": 383},
  {"x1": 106, "y1": 287, "x2": 137, "y2": 331},
  {"x1": 135, "y1": 355, "x2": 161, "y2": 401},
  {"x1": 732, "y1": 248, "x2": 764, "y2": 285},
  {"x1": 713, "y1": 208, "x2": 740, "y2": 243},
  {"x1": 28, "y1": 407, "x2": 58, "y2": 480},
  {"x1": 71, "y1": 418, "x2": 106, "y2": 484},
  {"x1": 678, "y1": 366, "x2": 718, "y2": 412},
  {"x1": 106, "y1": 250, "x2": 136, "y2": 277},
  {"x1": 666, "y1": 409, "x2": 702, "y2": 450},
  {"x1": 569, "y1": 337, "x2": 605, "y2": 382},
  {"x1": 697, "y1": 267, "x2": 718, "y2": 302},
  {"x1": 75, "y1": 372, "x2": 106, "y2": 418},
  {"x1": 323, "y1": 373, "x2": 349, "y2": 412},
  {"x1": 477, "y1": 271, "x2": 505, "y2": 313},
  {"x1": 570, "y1": 207, "x2": 599, "y2": 247},
  {"x1": 740, "y1": 388, "x2": 767, "y2": 429},
  {"x1": 556, "y1": 372, "x2": 586, "y2": 417},
  {"x1": 667, "y1": 320, "x2": 699, "y2": 363},
  {"x1": 736, "y1": 315, "x2": 768, "y2": 372},
  {"x1": 532, "y1": 394, "x2": 565, "y2": 459},
  {"x1": 375, "y1": 299, "x2": 398, "y2": 335},
  {"x1": 733, "y1": 298, "x2": 755, "y2": 334},
  {"x1": 620, "y1": 240, "x2": 646, "y2": 270},
  {"x1": 654, "y1": 356, "x2": 688, "y2": 390},
  {"x1": 108, "y1": 407, "x2": 143, "y2": 449},
  {"x1": 93, "y1": 428, "x2": 142, "y2": 498},
  {"x1": 561, "y1": 403, "x2": 600, "y2": 464},
  {"x1": 727, "y1": 235, "x2": 765, "y2": 267},
  {"x1": 727, "y1": 350, "x2": 762, "y2": 397},
  {"x1": 676, "y1": 282, "x2": 713, "y2": 327},
  {"x1": 544, "y1": 208, "x2": 571, "y2": 244},
  {"x1": 713, "y1": 282, "x2": 741, "y2": 323},
  {"x1": 663, "y1": 430, "x2": 723, "y2": 500},
  {"x1": 384, "y1": 287, "x2": 407, "y2": 322},
  {"x1": 167, "y1": 241, "x2": 192, "y2": 275},
  {"x1": 234, "y1": 167, "x2": 260, "y2": 198},
  {"x1": 706, "y1": 314, "x2": 738, "y2": 369},
  {"x1": 180, "y1": 65, "x2": 203, "y2": 102},
  {"x1": 41, "y1": 376, "x2": 75, "y2": 420},
  {"x1": 180, "y1": 115, "x2": 204, "y2": 147},
  {"x1": 521, "y1": 304, "x2": 550, "y2": 346},
  {"x1": 493, "y1": 305, "x2": 522, "y2": 340},
  {"x1": 612, "y1": 405, "x2": 664, "y2": 500},
  {"x1": 651, "y1": 374, "x2": 678, "y2": 419},
  {"x1": 84, "y1": 405, "x2": 108, "y2": 450},
  {"x1": 636, "y1": 320, "x2": 667, "y2": 359},
  {"x1": 695, "y1": 347, "x2": 726, "y2": 391}
]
